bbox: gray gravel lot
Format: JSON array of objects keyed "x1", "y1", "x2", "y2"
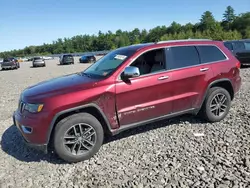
[{"x1": 0, "y1": 58, "x2": 250, "y2": 188}]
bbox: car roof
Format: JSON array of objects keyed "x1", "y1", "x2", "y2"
[
  {"x1": 224, "y1": 39, "x2": 250, "y2": 43},
  {"x1": 117, "y1": 39, "x2": 221, "y2": 52}
]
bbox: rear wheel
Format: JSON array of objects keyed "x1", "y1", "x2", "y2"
[
  {"x1": 199, "y1": 87, "x2": 231, "y2": 122},
  {"x1": 53, "y1": 113, "x2": 104, "y2": 163}
]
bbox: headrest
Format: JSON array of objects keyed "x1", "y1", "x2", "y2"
[
  {"x1": 154, "y1": 52, "x2": 164, "y2": 62},
  {"x1": 137, "y1": 55, "x2": 145, "y2": 62}
]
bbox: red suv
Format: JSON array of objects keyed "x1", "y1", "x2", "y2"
[{"x1": 13, "y1": 39, "x2": 242, "y2": 163}]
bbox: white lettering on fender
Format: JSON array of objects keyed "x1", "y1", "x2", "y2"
[{"x1": 123, "y1": 106, "x2": 155, "y2": 116}]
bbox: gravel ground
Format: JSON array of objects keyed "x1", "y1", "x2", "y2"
[{"x1": 0, "y1": 58, "x2": 250, "y2": 188}]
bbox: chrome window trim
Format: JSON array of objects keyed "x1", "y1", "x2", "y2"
[{"x1": 116, "y1": 44, "x2": 229, "y2": 81}]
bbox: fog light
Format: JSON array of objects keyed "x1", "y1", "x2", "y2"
[{"x1": 21, "y1": 125, "x2": 33, "y2": 134}]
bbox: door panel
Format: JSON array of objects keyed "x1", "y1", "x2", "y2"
[
  {"x1": 115, "y1": 72, "x2": 173, "y2": 126},
  {"x1": 170, "y1": 65, "x2": 213, "y2": 112},
  {"x1": 165, "y1": 45, "x2": 214, "y2": 113}
]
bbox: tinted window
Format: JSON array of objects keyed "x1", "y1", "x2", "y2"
[
  {"x1": 196, "y1": 46, "x2": 227, "y2": 63},
  {"x1": 244, "y1": 42, "x2": 250, "y2": 50},
  {"x1": 34, "y1": 57, "x2": 42, "y2": 60},
  {"x1": 167, "y1": 46, "x2": 199, "y2": 69},
  {"x1": 234, "y1": 42, "x2": 245, "y2": 50},
  {"x1": 224, "y1": 42, "x2": 233, "y2": 50},
  {"x1": 63, "y1": 55, "x2": 73, "y2": 60}
]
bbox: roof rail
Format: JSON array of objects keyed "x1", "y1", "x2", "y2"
[{"x1": 156, "y1": 38, "x2": 212, "y2": 44}]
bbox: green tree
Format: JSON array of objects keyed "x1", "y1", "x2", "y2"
[
  {"x1": 168, "y1": 21, "x2": 182, "y2": 34},
  {"x1": 222, "y1": 6, "x2": 236, "y2": 30},
  {"x1": 200, "y1": 11, "x2": 217, "y2": 31},
  {"x1": 232, "y1": 12, "x2": 250, "y2": 38},
  {"x1": 223, "y1": 6, "x2": 236, "y2": 23}
]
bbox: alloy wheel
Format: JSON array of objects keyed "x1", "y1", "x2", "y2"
[
  {"x1": 210, "y1": 93, "x2": 228, "y2": 117},
  {"x1": 63, "y1": 123, "x2": 96, "y2": 155}
]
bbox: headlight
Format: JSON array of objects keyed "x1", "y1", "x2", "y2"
[{"x1": 24, "y1": 103, "x2": 44, "y2": 113}]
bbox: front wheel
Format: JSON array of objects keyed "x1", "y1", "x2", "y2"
[
  {"x1": 199, "y1": 87, "x2": 231, "y2": 122},
  {"x1": 53, "y1": 113, "x2": 104, "y2": 163}
]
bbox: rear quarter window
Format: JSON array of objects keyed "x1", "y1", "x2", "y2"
[{"x1": 196, "y1": 45, "x2": 227, "y2": 64}]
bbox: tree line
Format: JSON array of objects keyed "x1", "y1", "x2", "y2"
[{"x1": 1, "y1": 6, "x2": 250, "y2": 58}]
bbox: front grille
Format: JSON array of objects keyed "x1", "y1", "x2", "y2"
[{"x1": 18, "y1": 101, "x2": 25, "y2": 113}]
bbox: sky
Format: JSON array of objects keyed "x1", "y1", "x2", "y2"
[{"x1": 0, "y1": 0, "x2": 249, "y2": 52}]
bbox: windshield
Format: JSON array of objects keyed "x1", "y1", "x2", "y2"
[
  {"x1": 82, "y1": 48, "x2": 136, "y2": 77},
  {"x1": 244, "y1": 42, "x2": 250, "y2": 50}
]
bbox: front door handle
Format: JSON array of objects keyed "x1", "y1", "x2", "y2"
[
  {"x1": 200, "y1": 68, "x2": 209, "y2": 72},
  {"x1": 158, "y1": 76, "x2": 169, "y2": 80}
]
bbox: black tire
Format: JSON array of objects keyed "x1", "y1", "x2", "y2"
[
  {"x1": 53, "y1": 112, "x2": 104, "y2": 163},
  {"x1": 199, "y1": 87, "x2": 231, "y2": 122}
]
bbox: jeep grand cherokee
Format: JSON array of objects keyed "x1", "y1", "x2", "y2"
[{"x1": 13, "y1": 39, "x2": 242, "y2": 163}]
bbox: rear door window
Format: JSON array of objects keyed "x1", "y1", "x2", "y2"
[
  {"x1": 196, "y1": 45, "x2": 227, "y2": 64},
  {"x1": 166, "y1": 46, "x2": 200, "y2": 70}
]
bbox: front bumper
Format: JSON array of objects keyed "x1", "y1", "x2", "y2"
[
  {"x1": 13, "y1": 111, "x2": 48, "y2": 153},
  {"x1": 79, "y1": 59, "x2": 88, "y2": 63},
  {"x1": 63, "y1": 61, "x2": 73, "y2": 64}
]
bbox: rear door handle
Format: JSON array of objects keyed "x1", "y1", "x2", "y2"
[
  {"x1": 158, "y1": 76, "x2": 169, "y2": 80},
  {"x1": 200, "y1": 68, "x2": 209, "y2": 72}
]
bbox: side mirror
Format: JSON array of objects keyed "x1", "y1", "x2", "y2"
[{"x1": 122, "y1": 66, "x2": 140, "y2": 79}]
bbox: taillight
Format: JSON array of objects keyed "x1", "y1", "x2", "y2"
[{"x1": 236, "y1": 61, "x2": 241, "y2": 69}]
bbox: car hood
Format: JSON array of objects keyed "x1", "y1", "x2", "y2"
[{"x1": 22, "y1": 73, "x2": 100, "y2": 100}]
